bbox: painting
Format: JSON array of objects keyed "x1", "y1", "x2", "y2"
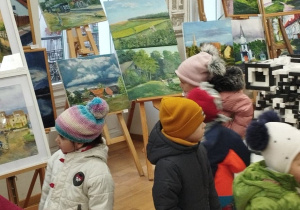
[
  {"x1": 104, "y1": 0, "x2": 177, "y2": 50},
  {"x1": 117, "y1": 45, "x2": 182, "y2": 100},
  {"x1": 24, "y1": 48, "x2": 56, "y2": 129},
  {"x1": 263, "y1": 0, "x2": 300, "y2": 16},
  {"x1": 0, "y1": 71, "x2": 51, "y2": 177},
  {"x1": 222, "y1": 0, "x2": 259, "y2": 17},
  {"x1": 38, "y1": 0, "x2": 107, "y2": 32},
  {"x1": 57, "y1": 54, "x2": 130, "y2": 112},
  {"x1": 231, "y1": 18, "x2": 268, "y2": 69},
  {"x1": 183, "y1": 19, "x2": 235, "y2": 65},
  {"x1": 0, "y1": 11, "x2": 12, "y2": 64},
  {"x1": 10, "y1": 0, "x2": 35, "y2": 46}
]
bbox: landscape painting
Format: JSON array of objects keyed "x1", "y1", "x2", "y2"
[
  {"x1": 0, "y1": 84, "x2": 37, "y2": 165},
  {"x1": 117, "y1": 45, "x2": 182, "y2": 100},
  {"x1": 231, "y1": 18, "x2": 268, "y2": 68},
  {"x1": 104, "y1": 0, "x2": 177, "y2": 50},
  {"x1": 10, "y1": 0, "x2": 35, "y2": 46},
  {"x1": 38, "y1": 0, "x2": 107, "y2": 32},
  {"x1": 0, "y1": 11, "x2": 12, "y2": 64},
  {"x1": 57, "y1": 54, "x2": 130, "y2": 112},
  {"x1": 263, "y1": 0, "x2": 300, "y2": 15},
  {"x1": 24, "y1": 49, "x2": 56, "y2": 128},
  {"x1": 223, "y1": 0, "x2": 259, "y2": 16},
  {"x1": 183, "y1": 19, "x2": 235, "y2": 65}
]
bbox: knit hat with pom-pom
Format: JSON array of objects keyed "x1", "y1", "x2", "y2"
[
  {"x1": 246, "y1": 110, "x2": 300, "y2": 173},
  {"x1": 55, "y1": 97, "x2": 109, "y2": 143},
  {"x1": 175, "y1": 44, "x2": 226, "y2": 86}
]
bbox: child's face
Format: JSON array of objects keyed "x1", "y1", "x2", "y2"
[
  {"x1": 55, "y1": 135, "x2": 82, "y2": 154},
  {"x1": 289, "y1": 152, "x2": 300, "y2": 184},
  {"x1": 186, "y1": 122, "x2": 206, "y2": 143},
  {"x1": 179, "y1": 78, "x2": 197, "y2": 95}
]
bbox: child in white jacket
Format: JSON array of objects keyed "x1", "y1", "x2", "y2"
[{"x1": 39, "y1": 97, "x2": 114, "y2": 210}]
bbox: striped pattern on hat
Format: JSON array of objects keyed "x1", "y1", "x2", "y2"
[{"x1": 55, "y1": 97, "x2": 109, "y2": 143}]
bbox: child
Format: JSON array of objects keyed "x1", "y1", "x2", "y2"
[
  {"x1": 175, "y1": 43, "x2": 226, "y2": 96},
  {"x1": 187, "y1": 85, "x2": 251, "y2": 196},
  {"x1": 147, "y1": 97, "x2": 221, "y2": 210},
  {"x1": 233, "y1": 110, "x2": 300, "y2": 210},
  {"x1": 39, "y1": 97, "x2": 114, "y2": 210},
  {"x1": 210, "y1": 66, "x2": 253, "y2": 138}
]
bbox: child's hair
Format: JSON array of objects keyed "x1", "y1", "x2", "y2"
[
  {"x1": 210, "y1": 65, "x2": 245, "y2": 92},
  {"x1": 55, "y1": 97, "x2": 109, "y2": 143},
  {"x1": 159, "y1": 97, "x2": 205, "y2": 139},
  {"x1": 83, "y1": 134, "x2": 104, "y2": 147},
  {"x1": 246, "y1": 110, "x2": 300, "y2": 173}
]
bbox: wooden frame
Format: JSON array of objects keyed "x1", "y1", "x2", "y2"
[
  {"x1": 24, "y1": 48, "x2": 57, "y2": 129},
  {"x1": 0, "y1": 69, "x2": 51, "y2": 177}
]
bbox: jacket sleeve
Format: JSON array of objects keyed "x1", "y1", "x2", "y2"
[
  {"x1": 39, "y1": 157, "x2": 54, "y2": 210},
  {"x1": 88, "y1": 172, "x2": 114, "y2": 210},
  {"x1": 152, "y1": 159, "x2": 182, "y2": 210}
]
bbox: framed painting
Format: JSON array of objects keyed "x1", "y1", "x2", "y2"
[
  {"x1": 261, "y1": 0, "x2": 300, "y2": 17},
  {"x1": 104, "y1": 0, "x2": 177, "y2": 50},
  {"x1": 38, "y1": 0, "x2": 107, "y2": 32},
  {"x1": 222, "y1": 0, "x2": 260, "y2": 18},
  {"x1": 24, "y1": 48, "x2": 56, "y2": 129},
  {"x1": 0, "y1": 69, "x2": 51, "y2": 177},
  {"x1": 57, "y1": 54, "x2": 131, "y2": 112},
  {"x1": 0, "y1": 11, "x2": 12, "y2": 64},
  {"x1": 10, "y1": 0, "x2": 36, "y2": 47}
]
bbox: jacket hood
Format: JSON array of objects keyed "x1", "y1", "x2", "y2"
[{"x1": 147, "y1": 122, "x2": 199, "y2": 165}]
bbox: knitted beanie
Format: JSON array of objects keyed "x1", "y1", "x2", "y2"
[
  {"x1": 186, "y1": 83, "x2": 222, "y2": 123},
  {"x1": 159, "y1": 97, "x2": 205, "y2": 139},
  {"x1": 55, "y1": 97, "x2": 109, "y2": 143},
  {"x1": 246, "y1": 110, "x2": 300, "y2": 173}
]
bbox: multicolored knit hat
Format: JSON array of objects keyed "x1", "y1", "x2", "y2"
[{"x1": 55, "y1": 97, "x2": 109, "y2": 143}]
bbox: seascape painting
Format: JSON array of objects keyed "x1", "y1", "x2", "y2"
[
  {"x1": 183, "y1": 19, "x2": 234, "y2": 65},
  {"x1": 57, "y1": 54, "x2": 130, "y2": 112},
  {"x1": 117, "y1": 45, "x2": 182, "y2": 100},
  {"x1": 0, "y1": 11, "x2": 12, "y2": 63},
  {"x1": 104, "y1": 0, "x2": 177, "y2": 50},
  {"x1": 25, "y1": 49, "x2": 56, "y2": 128},
  {"x1": 263, "y1": 0, "x2": 300, "y2": 15},
  {"x1": 0, "y1": 84, "x2": 37, "y2": 165},
  {"x1": 38, "y1": 0, "x2": 107, "y2": 32}
]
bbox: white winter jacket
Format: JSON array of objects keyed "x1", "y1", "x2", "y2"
[{"x1": 39, "y1": 141, "x2": 114, "y2": 210}]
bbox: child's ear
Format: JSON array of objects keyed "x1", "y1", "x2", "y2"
[{"x1": 75, "y1": 142, "x2": 84, "y2": 149}]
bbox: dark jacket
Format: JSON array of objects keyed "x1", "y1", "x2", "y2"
[
  {"x1": 147, "y1": 122, "x2": 221, "y2": 210},
  {"x1": 203, "y1": 122, "x2": 251, "y2": 196}
]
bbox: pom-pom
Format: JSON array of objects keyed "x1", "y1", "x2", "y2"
[
  {"x1": 86, "y1": 97, "x2": 109, "y2": 119},
  {"x1": 257, "y1": 110, "x2": 280, "y2": 124},
  {"x1": 200, "y1": 43, "x2": 220, "y2": 57},
  {"x1": 246, "y1": 121, "x2": 269, "y2": 151}
]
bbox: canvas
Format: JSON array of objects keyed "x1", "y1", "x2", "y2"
[
  {"x1": 57, "y1": 54, "x2": 130, "y2": 112},
  {"x1": 38, "y1": 0, "x2": 107, "y2": 32},
  {"x1": 182, "y1": 19, "x2": 234, "y2": 65},
  {"x1": 104, "y1": 0, "x2": 177, "y2": 50},
  {"x1": 24, "y1": 49, "x2": 56, "y2": 129},
  {"x1": 223, "y1": 0, "x2": 259, "y2": 17},
  {"x1": 117, "y1": 45, "x2": 182, "y2": 100},
  {"x1": 263, "y1": 0, "x2": 300, "y2": 16},
  {"x1": 0, "y1": 11, "x2": 12, "y2": 64}
]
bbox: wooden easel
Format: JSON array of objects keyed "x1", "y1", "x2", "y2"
[
  {"x1": 66, "y1": 26, "x2": 144, "y2": 177},
  {"x1": 197, "y1": 0, "x2": 207, "y2": 21},
  {"x1": 0, "y1": 163, "x2": 47, "y2": 209}
]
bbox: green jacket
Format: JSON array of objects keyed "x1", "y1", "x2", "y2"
[{"x1": 233, "y1": 160, "x2": 300, "y2": 210}]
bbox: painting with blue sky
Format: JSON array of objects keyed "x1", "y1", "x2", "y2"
[
  {"x1": 183, "y1": 19, "x2": 235, "y2": 65},
  {"x1": 104, "y1": 0, "x2": 177, "y2": 50},
  {"x1": 57, "y1": 54, "x2": 130, "y2": 112},
  {"x1": 25, "y1": 49, "x2": 56, "y2": 128}
]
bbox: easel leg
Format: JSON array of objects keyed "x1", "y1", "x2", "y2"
[
  {"x1": 139, "y1": 102, "x2": 154, "y2": 180},
  {"x1": 6, "y1": 176, "x2": 19, "y2": 206},
  {"x1": 126, "y1": 101, "x2": 136, "y2": 130},
  {"x1": 117, "y1": 113, "x2": 144, "y2": 176}
]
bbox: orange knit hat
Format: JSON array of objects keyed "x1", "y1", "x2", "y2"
[{"x1": 159, "y1": 97, "x2": 205, "y2": 139}]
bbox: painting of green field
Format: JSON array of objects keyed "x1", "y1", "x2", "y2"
[
  {"x1": 0, "y1": 12, "x2": 12, "y2": 63},
  {"x1": 224, "y1": 0, "x2": 259, "y2": 16},
  {"x1": 38, "y1": 0, "x2": 106, "y2": 32},
  {"x1": 264, "y1": 0, "x2": 300, "y2": 14},
  {"x1": 104, "y1": 0, "x2": 177, "y2": 50},
  {"x1": 117, "y1": 45, "x2": 182, "y2": 100}
]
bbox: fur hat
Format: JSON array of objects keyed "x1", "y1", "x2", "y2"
[
  {"x1": 175, "y1": 45, "x2": 226, "y2": 86},
  {"x1": 246, "y1": 110, "x2": 300, "y2": 173},
  {"x1": 187, "y1": 82, "x2": 222, "y2": 122},
  {"x1": 210, "y1": 66, "x2": 245, "y2": 92},
  {"x1": 159, "y1": 97, "x2": 205, "y2": 139},
  {"x1": 55, "y1": 97, "x2": 109, "y2": 143}
]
